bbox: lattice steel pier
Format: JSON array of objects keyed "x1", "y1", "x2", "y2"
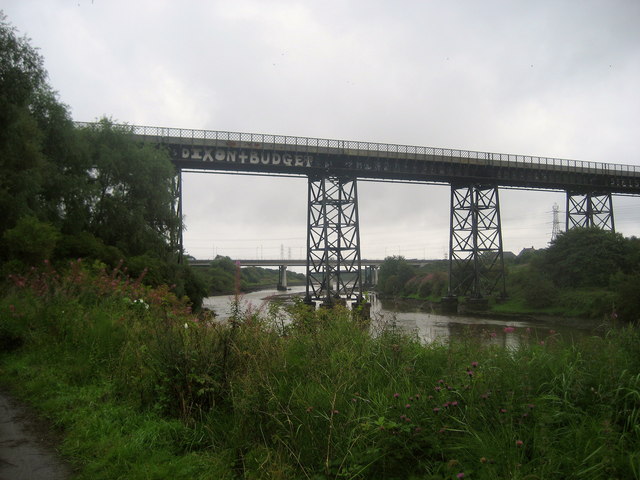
[
  {"x1": 566, "y1": 191, "x2": 615, "y2": 232},
  {"x1": 304, "y1": 176, "x2": 364, "y2": 307},
  {"x1": 448, "y1": 184, "x2": 506, "y2": 301}
]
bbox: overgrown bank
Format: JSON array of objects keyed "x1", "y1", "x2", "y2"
[
  {"x1": 376, "y1": 228, "x2": 640, "y2": 322},
  {"x1": 1, "y1": 262, "x2": 639, "y2": 479}
]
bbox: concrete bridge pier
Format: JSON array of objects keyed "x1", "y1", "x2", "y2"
[
  {"x1": 363, "y1": 265, "x2": 379, "y2": 288},
  {"x1": 277, "y1": 265, "x2": 287, "y2": 291}
]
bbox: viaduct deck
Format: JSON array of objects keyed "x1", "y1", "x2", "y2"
[{"x1": 93, "y1": 123, "x2": 640, "y2": 195}]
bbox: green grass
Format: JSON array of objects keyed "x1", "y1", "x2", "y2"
[{"x1": 1, "y1": 262, "x2": 639, "y2": 479}]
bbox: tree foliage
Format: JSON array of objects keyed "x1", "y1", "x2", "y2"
[
  {"x1": 378, "y1": 256, "x2": 416, "y2": 296},
  {"x1": 540, "y1": 227, "x2": 629, "y2": 288},
  {"x1": 0, "y1": 13, "x2": 204, "y2": 307}
]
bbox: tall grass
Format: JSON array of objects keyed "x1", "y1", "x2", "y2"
[{"x1": 1, "y1": 261, "x2": 639, "y2": 479}]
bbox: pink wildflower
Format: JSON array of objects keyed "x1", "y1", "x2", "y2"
[
  {"x1": 503, "y1": 326, "x2": 515, "y2": 333},
  {"x1": 471, "y1": 361, "x2": 479, "y2": 368},
  {"x1": 516, "y1": 440, "x2": 524, "y2": 447}
]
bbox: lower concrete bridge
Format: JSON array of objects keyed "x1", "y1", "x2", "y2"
[{"x1": 189, "y1": 258, "x2": 432, "y2": 291}]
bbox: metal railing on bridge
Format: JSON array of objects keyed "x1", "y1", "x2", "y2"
[{"x1": 75, "y1": 122, "x2": 640, "y2": 178}]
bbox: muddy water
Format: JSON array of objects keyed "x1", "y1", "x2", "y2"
[{"x1": 203, "y1": 288, "x2": 606, "y2": 345}]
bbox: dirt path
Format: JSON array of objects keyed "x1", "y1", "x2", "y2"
[{"x1": 0, "y1": 390, "x2": 71, "y2": 480}]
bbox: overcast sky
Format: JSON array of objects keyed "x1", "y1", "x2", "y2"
[{"x1": 4, "y1": 0, "x2": 640, "y2": 260}]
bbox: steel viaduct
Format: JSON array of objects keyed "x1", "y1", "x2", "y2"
[{"x1": 77, "y1": 122, "x2": 640, "y2": 309}]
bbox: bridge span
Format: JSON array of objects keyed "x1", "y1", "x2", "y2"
[
  {"x1": 189, "y1": 259, "x2": 433, "y2": 291},
  {"x1": 76, "y1": 122, "x2": 640, "y2": 308},
  {"x1": 189, "y1": 258, "x2": 431, "y2": 267}
]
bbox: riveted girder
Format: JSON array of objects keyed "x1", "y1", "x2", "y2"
[
  {"x1": 566, "y1": 191, "x2": 615, "y2": 232},
  {"x1": 305, "y1": 176, "x2": 363, "y2": 305},
  {"x1": 448, "y1": 185, "x2": 506, "y2": 298}
]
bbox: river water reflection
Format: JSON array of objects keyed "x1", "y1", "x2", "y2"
[{"x1": 203, "y1": 287, "x2": 607, "y2": 346}]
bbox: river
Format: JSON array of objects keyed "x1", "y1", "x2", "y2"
[{"x1": 202, "y1": 286, "x2": 606, "y2": 346}]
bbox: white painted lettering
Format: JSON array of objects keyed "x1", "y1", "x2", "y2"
[{"x1": 179, "y1": 147, "x2": 313, "y2": 168}]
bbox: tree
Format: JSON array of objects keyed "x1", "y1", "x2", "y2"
[
  {"x1": 78, "y1": 119, "x2": 180, "y2": 258},
  {"x1": 0, "y1": 13, "x2": 49, "y2": 235},
  {"x1": 540, "y1": 227, "x2": 629, "y2": 288},
  {"x1": 2, "y1": 216, "x2": 60, "y2": 266},
  {"x1": 378, "y1": 256, "x2": 415, "y2": 296}
]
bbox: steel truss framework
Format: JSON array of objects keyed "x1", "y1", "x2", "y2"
[
  {"x1": 448, "y1": 185, "x2": 506, "y2": 298},
  {"x1": 305, "y1": 176, "x2": 363, "y2": 305},
  {"x1": 566, "y1": 192, "x2": 615, "y2": 232},
  {"x1": 172, "y1": 168, "x2": 184, "y2": 263}
]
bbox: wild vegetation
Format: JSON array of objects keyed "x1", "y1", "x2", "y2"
[
  {"x1": 1, "y1": 261, "x2": 639, "y2": 479},
  {"x1": 1, "y1": 12, "x2": 209, "y2": 304}
]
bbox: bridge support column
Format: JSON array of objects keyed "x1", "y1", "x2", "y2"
[
  {"x1": 566, "y1": 191, "x2": 615, "y2": 232},
  {"x1": 447, "y1": 184, "x2": 506, "y2": 303},
  {"x1": 305, "y1": 175, "x2": 363, "y2": 307},
  {"x1": 171, "y1": 168, "x2": 184, "y2": 263},
  {"x1": 277, "y1": 265, "x2": 288, "y2": 291}
]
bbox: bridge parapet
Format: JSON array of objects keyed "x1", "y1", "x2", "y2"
[{"x1": 76, "y1": 122, "x2": 640, "y2": 195}]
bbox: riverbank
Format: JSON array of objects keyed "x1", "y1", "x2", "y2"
[
  {"x1": 2, "y1": 266, "x2": 639, "y2": 478},
  {"x1": 376, "y1": 291, "x2": 614, "y2": 324}
]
